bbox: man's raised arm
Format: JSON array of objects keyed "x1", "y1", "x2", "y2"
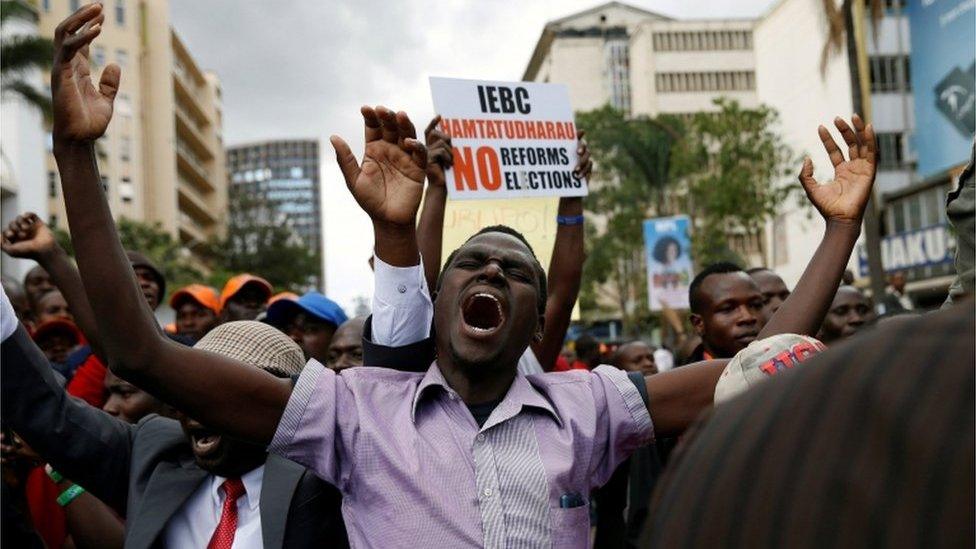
[
  {"x1": 50, "y1": 4, "x2": 289, "y2": 444},
  {"x1": 644, "y1": 115, "x2": 877, "y2": 437},
  {"x1": 759, "y1": 115, "x2": 875, "y2": 338},
  {"x1": 532, "y1": 133, "x2": 592, "y2": 370}
]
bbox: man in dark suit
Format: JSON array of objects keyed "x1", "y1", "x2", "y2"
[{"x1": 1, "y1": 307, "x2": 348, "y2": 548}]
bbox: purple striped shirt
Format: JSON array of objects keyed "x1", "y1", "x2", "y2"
[{"x1": 269, "y1": 360, "x2": 653, "y2": 547}]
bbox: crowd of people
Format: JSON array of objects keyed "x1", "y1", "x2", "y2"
[{"x1": 0, "y1": 4, "x2": 972, "y2": 548}]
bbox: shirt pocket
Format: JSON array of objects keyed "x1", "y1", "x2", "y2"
[{"x1": 550, "y1": 504, "x2": 591, "y2": 548}]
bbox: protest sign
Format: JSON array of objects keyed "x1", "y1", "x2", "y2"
[
  {"x1": 643, "y1": 215, "x2": 693, "y2": 311},
  {"x1": 429, "y1": 76, "x2": 587, "y2": 200}
]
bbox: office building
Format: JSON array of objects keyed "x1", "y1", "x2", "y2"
[
  {"x1": 226, "y1": 139, "x2": 323, "y2": 286},
  {"x1": 35, "y1": 0, "x2": 226, "y2": 267}
]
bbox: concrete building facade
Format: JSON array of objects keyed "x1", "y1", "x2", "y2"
[
  {"x1": 35, "y1": 0, "x2": 226, "y2": 266},
  {"x1": 523, "y1": 2, "x2": 758, "y2": 119},
  {"x1": 1, "y1": 2, "x2": 49, "y2": 281},
  {"x1": 226, "y1": 140, "x2": 323, "y2": 287}
]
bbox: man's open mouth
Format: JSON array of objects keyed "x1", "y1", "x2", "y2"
[
  {"x1": 189, "y1": 429, "x2": 222, "y2": 457},
  {"x1": 461, "y1": 292, "x2": 505, "y2": 337}
]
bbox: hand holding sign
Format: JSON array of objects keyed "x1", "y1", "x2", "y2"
[
  {"x1": 798, "y1": 115, "x2": 877, "y2": 226},
  {"x1": 332, "y1": 106, "x2": 428, "y2": 229},
  {"x1": 425, "y1": 115, "x2": 453, "y2": 189}
]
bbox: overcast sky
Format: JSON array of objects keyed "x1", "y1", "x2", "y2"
[{"x1": 169, "y1": 0, "x2": 776, "y2": 312}]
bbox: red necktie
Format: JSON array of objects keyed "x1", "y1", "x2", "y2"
[{"x1": 207, "y1": 478, "x2": 246, "y2": 549}]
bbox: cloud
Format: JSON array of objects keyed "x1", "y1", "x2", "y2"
[{"x1": 170, "y1": 0, "x2": 774, "y2": 312}]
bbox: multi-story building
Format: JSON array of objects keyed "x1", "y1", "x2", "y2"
[
  {"x1": 755, "y1": 0, "x2": 962, "y2": 307},
  {"x1": 226, "y1": 140, "x2": 323, "y2": 287},
  {"x1": 523, "y1": 1, "x2": 765, "y2": 273},
  {"x1": 35, "y1": 0, "x2": 226, "y2": 267},
  {"x1": 1, "y1": 1, "x2": 48, "y2": 281},
  {"x1": 523, "y1": 2, "x2": 758, "y2": 119}
]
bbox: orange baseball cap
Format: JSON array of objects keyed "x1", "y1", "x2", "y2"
[
  {"x1": 170, "y1": 284, "x2": 221, "y2": 314},
  {"x1": 220, "y1": 274, "x2": 273, "y2": 309},
  {"x1": 269, "y1": 291, "x2": 299, "y2": 305}
]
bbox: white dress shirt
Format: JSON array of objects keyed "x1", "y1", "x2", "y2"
[
  {"x1": 371, "y1": 255, "x2": 434, "y2": 347},
  {"x1": 370, "y1": 257, "x2": 543, "y2": 374},
  {"x1": 163, "y1": 464, "x2": 264, "y2": 549}
]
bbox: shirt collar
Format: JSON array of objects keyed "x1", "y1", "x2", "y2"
[
  {"x1": 411, "y1": 362, "x2": 562, "y2": 429},
  {"x1": 211, "y1": 464, "x2": 264, "y2": 513}
]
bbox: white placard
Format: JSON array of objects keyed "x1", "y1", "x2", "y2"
[{"x1": 429, "y1": 77, "x2": 588, "y2": 200}]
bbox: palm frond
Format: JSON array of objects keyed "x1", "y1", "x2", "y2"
[
  {"x1": 1, "y1": 34, "x2": 54, "y2": 74},
  {"x1": 0, "y1": 0, "x2": 38, "y2": 25},
  {"x1": 820, "y1": 0, "x2": 885, "y2": 76},
  {"x1": 1, "y1": 78, "x2": 52, "y2": 120}
]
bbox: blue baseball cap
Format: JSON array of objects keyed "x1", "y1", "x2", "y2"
[{"x1": 265, "y1": 291, "x2": 348, "y2": 329}]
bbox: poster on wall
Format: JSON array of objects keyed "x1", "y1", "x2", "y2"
[
  {"x1": 907, "y1": 0, "x2": 976, "y2": 179},
  {"x1": 643, "y1": 215, "x2": 694, "y2": 311},
  {"x1": 429, "y1": 77, "x2": 587, "y2": 200}
]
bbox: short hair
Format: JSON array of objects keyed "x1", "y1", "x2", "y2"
[
  {"x1": 575, "y1": 334, "x2": 599, "y2": 361},
  {"x1": 438, "y1": 225, "x2": 547, "y2": 314},
  {"x1": 689, "y1": 262, "x2": 744, "y2": 314},
  {"x1": 652, "y1": 236, "x2": 682, "y2": 263}
]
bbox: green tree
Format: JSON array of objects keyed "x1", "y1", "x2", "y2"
[
  {"x1": 205, "y1": 193, "x2": 320, "y2": 292},
  {"x1": 671, "y1": 98, "x2": 798, "y2": 266},
  {"x1": 575, "y1": 106, "x2": 677, "y2": 334},
  {"x1": 1, "y1": 0, "x2": 54, "y2": 118},
  {"x1": 52, "y1": 217, "x2": 203, "y2": 297}
]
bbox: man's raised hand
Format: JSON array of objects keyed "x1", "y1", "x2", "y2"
[
  {"x1": 799, "y1": 115, "x2": 876, "y2": 225},
  {"x1": 425, "y1": 115, "x2": 453, "y2": 188},
  {"x1": 1, "y1": 213, "x2": 60, "y2": 261},
  {"x1": 51, "y1": 3, "x2": 120, "y2": 144},
  {"x1": 332, "y1": 106, "x2": 428, "y2": 228}
]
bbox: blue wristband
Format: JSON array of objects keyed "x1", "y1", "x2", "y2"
[{"x1": 557, "y1": 214, "x2": 584, "y2": 226}]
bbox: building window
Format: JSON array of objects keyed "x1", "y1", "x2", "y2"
[
  {"x1": 115, "y1": 0, "x2": 125, "y2": 25},
  {"x1": 92, "y1": 45, "x2": 105, "y2": 66},
  {"x1": 655, "y1": 71, "x2": 756, "y2": 93},
  {"x1": 652, "y1": 30, "x2": 753, "y2": 52},
  {"x1": 42, "y1": 0, "x2": 50, "y2": 11},
  {"x1": 116, "y1": 49, "x2": 128, "y2": 68},
  {"x1": 116, "y1": 93, "x2": 132, "y2": 119},
  {"x1": 69, "y1": 0, "x2": 79, "y2": 11},
  {"x1": 48, "y1": 171, "x2": 58, "y2": 198},
  {"x1": 869, "y1": 55, "x2": 911, "y2": 93},
  {"x1": 604, "y1": 37, "x2": 631, "y2": 114},
  {"x1": 876, "y1": 132, "x2": 906, "y2": 169},
  {"x1": 119, "y1": 136, "x2": 131, "y2": 162},
  {"x1": 120, "y1": 176, "x2": 133, "y2": 203}
]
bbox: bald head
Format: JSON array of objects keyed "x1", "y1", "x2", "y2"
[
  {"x1": 327, "y1": 316, "x2": 366, "y2": 372},
  {"x1": 613, "y1": 341, "x2": 657, "y2": 376}
]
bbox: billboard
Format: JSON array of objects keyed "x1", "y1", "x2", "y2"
[
  {"x1": 643, "y1": 216, "x2": 693, "y2": 311},
  {"x1": 856, "y1": 222, "x2": 956, "y2": 275},
  {"x1": 908, "y1": 0, "x2": 976, "y2": 179}
]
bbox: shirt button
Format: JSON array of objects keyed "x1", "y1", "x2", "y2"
[
  {"x1": 483, "y1": 488, "x2": 493, "y2": 497},
  {"x1": 476, "y1": 433, "x2": 486, "y2": 442},
  {"x1": 397, "y1": 284, "x2": 407, "y2": 294},
  {"x1": 448, "y1": 392, "x2": 457, "y2": 401}
]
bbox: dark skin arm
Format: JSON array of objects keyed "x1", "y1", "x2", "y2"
[
  {"x1": 50, "y1": 4, "x2": 289, "y2": 444},
  {"x1": 1, "y1": 213, "x2": 106, "y2": 362},
  {"x1": 55, "y1": 477, "x2": 124, "y2": 549},
  {"x1": 758, "y1": 115, "x2": 875, "y2": 339},
  {"x1": 417, "y1": 116, "x2": 451, "y2": 290},
  {"x1": 646, "y1": 115, "x2": 876, "y2": 437},
  {"x1": 532, "y1": 134, "x2": 591, "y2": 371}
]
